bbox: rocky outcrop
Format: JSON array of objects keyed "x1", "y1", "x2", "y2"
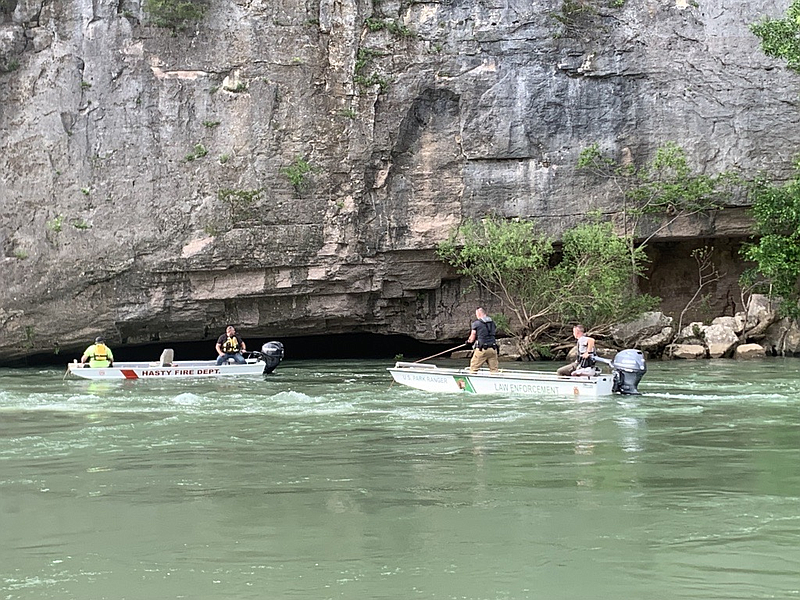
[
  {"x1": 670, "y1": 344, "x2": 706, "y2": 360},
  {"x1": 611, "y1": 311, "x2": 674, "y2": 352},
  {"x1": 2, "y1": 0, "x2": 799, "y2": 362},
  {"x1": 735, "y1": 344, "x2": 766, "y2": 359},
  {"x1": 613, "y1": 294, "x2": 800, "y2": 359}
]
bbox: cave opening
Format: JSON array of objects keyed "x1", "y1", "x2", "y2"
[{"x1": 6, "y1": 334, "x2": 460, "y2": 367}]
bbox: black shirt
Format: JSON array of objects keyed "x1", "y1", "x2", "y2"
[{"x1": 471, "y1": 318, "x2": 497, "y2": 349}]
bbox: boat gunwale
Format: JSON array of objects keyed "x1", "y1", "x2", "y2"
[
  {"x1": 389, "y1": 361, "x2": 611, "y2": 384},
  {"x1": 65, "y1": 359, "x2": 267, "y2": 380}
]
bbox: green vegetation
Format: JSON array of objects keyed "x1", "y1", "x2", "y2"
[
  {"x1": 1, "y1": 58, "x2": 20, "y2": 73},
  {"x1": 81, "y1": 81, "x2": 92, "y2": 89},
  {"x1": 437, "y1": 217, "x2": 657, "y2": 348},
  {"x1": 551, "y1": 0, "x2": 626, "y2": 37},
  {"x1": 355, "y1": 48, "x2": 386, "y2": 73},
  {"x1": 144, "y1": 0, "x2": 208, "y2": 32},
  {"x1": 745, "y1": 4, "x2": 800, "y2": 316},
  {"x1": 185, "y1": 143, "x2": 208, "y2": 161},
  {"x1": 24, "y1": 325, "x2": 35, "y2": 349},
  {"x1": 223, "y1": 81, "x2": 248, "y2": 93},
  {"x1": 281, "y1": 156, "x2": 316, "y2": 195},
  {"x1": 203, "y1": 120, "x2": 220, "y2": 128},
  {"x1": 13, "y1": 249, "x2": 28, "y2": 259},
  {"x1": 46, "y1": 215, "x2": 64, "y2": 232},
  {"x1": 751, "y1": 0, "x2": 800, "y2": 72},
  {"x1": 676, "y1": 246, "x2": 720, "y2": 336},
  {"x1": 354, "y1": 47, "x2": 389, "y2": 92},
  {"x1": 577, "y1": 142, "x2": 737, "y2": 265},
  {"x1": 741, "y1": 159, "x2": 800, "y2": 316},
  {"x1": 81, "y1": 187, "x2": 91, "y2": 195},
  {"x1": 71, "y1": 218, "x2": 91, "y2": 229},
  {"x1": 218, "y1": 153, "x2": 230, "y2": 164},
  {"x1": 218, "y1": 188, "x2": 262, "y2": 220},
  {"x1": 354, "y1": 72, "x2": 388, "y2": 91},
  {"x1": 558, "y1": 221, "x2": 658, "y2": 329},
  {"x1": 364, "y1": 17, "x2": 414, "y2": 37}
]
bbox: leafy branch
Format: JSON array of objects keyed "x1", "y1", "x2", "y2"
[
  {"x1": 437, "y1": 217, "x2": 658, "y2": 352},
  {"x1": 577, "y1": 142, "x2": 738, "y2": 269},
  {"x1": 740, "y1": 159, "x2": 800, "y2": 317},
  {"x1": 675, "y1": 246, "x2": 722, "y2": 337},
  {"x1": 751, "y1": 0, "x2": 800, "y2": 72}
]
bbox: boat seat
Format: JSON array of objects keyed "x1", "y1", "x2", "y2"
[
  {"x1": 571, "y1": 366, "x2": 600, "y2": 378},
  {"x1": 160, "y1": 349, "x2": 174, "y2": 366}
]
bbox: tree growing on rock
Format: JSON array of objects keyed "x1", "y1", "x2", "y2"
[
  {"x1": 741, "y1": 159, "x2": 800, "y2": 318},
  {"x1": 746, "y1": 3, "x2": 800, "y2": 319},
  {"x1": 577, "y1": 141, "x2": 738, "y2": 270},
  {"x1": 437, "y1": 217, "x2": 658, "y2": 357},
  {"x1": 750, "y1": 0, "x2": 800, "y2": 72}
]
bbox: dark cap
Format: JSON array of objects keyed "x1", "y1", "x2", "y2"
[{"x1": 95, "y1": 336, "x2": 105, "y2": 343}]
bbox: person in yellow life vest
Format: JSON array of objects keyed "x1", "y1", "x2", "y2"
[
  {"x1": 81, "y1": 336, "x2": 114, "y2": 368},
  {"x1": 216, "y1": 325, "x2": 247, "y2": 365}
]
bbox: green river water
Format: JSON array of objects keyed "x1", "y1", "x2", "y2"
[{"x1": 1, "y1": 358, "x2": 799, "y2": 599}]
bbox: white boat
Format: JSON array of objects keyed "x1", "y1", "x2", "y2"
[
  {"x1": 66, "y1": 342, "x2": 285, "y2": 381},
  {"x1": 388, "y1": 362, "x2": 615, "y2": 397},
  {"x1": 66, "y1": 358, "x2": 268, "y2": 380},
  {"x1": 388, "y1": 349, "x2": 647, "y2": 397}
]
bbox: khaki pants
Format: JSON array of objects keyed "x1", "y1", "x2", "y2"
[
  {"x1": 470, "y1": 347, "x2": 499, "y2": 373},
  {"x1": 557, "y1": 361, "x2": 577, "y2": 376}
]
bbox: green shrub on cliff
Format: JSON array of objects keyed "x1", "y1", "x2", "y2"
[
  {"x1": 577, "y1": 142, "x2": 738, "y2": 271},
  {"x1": 437, "y1": 217, "x2": 657, "y2": 345},
  {"x1": 741, "y1": 159, "x2": 800, "y2": 317},
  {"x1": 751, "y1": 0, "x2": 800, "y2": 72},
  {"x1": 144, "y1": 0, "x2": 208, "y2": 32},
  {"x1": 281, "y1": 156, "x2": 316, "y2": 195}
]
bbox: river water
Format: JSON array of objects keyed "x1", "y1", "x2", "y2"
[{"x1": 1, "y1": 358, "x2": 799, "y2": 599}]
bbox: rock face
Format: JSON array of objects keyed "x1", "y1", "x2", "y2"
[{"x1": 1, "y1": 0, "x2": 799, "y2": 362}]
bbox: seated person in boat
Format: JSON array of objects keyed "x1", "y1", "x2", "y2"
[
  {"x1": 216, "y1": 325, "x2": 247, "y2": 365},
  {"x1": 557, "y1": 324, "x2": 595, "y2": 376},
  {"x1": 81, "y1": 336, "x2": 114, "y2": 368},
  {"x1": 467, "y1": 307, "x2": 500, "y2": 373}
]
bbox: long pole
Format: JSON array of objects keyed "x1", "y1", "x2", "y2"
[{"x1": 414, "y1": 343, "x2": 468, "y2": 363}]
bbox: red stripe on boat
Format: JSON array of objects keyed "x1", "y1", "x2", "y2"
[{"x1": 121, "y1": 369, "x2": 139, "y2": 379}]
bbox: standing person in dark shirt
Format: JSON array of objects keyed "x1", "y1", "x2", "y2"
[
  {"x1": 466, "y1": 307, "x2": 499, "y2": 373},
  {"x1": 215, "y1": 325, "x2": 247, "y2": 365}
]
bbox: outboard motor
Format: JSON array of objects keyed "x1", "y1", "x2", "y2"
[
  {"x1": 611, "y1": 349, "x2": 647, "y2": 395},
  {"x1": 260, "y1": 341, "x2": 284, "y2": 374}
]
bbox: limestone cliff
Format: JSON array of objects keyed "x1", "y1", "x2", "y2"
[{"x1": 1, "y1": 0, "x2": 798, "y2": 362}]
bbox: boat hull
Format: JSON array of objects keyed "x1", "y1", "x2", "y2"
[
  {"x1": 66, "y1": 360, "x2": 267, "y2": 380},
  {"x1": 388, "y1": 362, "x2": 615, "y2": 398}
]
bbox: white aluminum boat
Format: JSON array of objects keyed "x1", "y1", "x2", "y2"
[
  {"x1": 388, "y1": 349, "x2": 647, "y2": 397},
  {"x1": 66, "y1": 358, "x2": 269, "y2": 380},
  {"x1": 66, "y1": 342, "x2": 285, "y2": 381},
  {"x1": 388, "y1": 362, "x2": 614, "y2": 397}
]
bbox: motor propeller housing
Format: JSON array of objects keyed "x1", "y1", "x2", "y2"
[
  {"x1": 611, "y1": 349, "x2": 647, "y2": 395},
  {"x1": 259, "y1": 341, "x2": 284, "y2": 374}
]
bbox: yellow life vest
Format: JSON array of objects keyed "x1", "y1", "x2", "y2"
[
  {"x1": 88, "y1": 343, "x2": 112, "y2": 368},
  {"x1": 222, "y1": 336, "x2": 239, "y2": 353},
  {"x1": 92, "y1": 343, "x2": 109, "y2": 362}
]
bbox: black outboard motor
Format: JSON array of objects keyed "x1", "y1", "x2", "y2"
[
  {"x1": 611, "y1": 349, "x2": 646, "y2": 395},
  {"x1": 260, "y1": 341, "x2": 284, "y2": 374}
]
